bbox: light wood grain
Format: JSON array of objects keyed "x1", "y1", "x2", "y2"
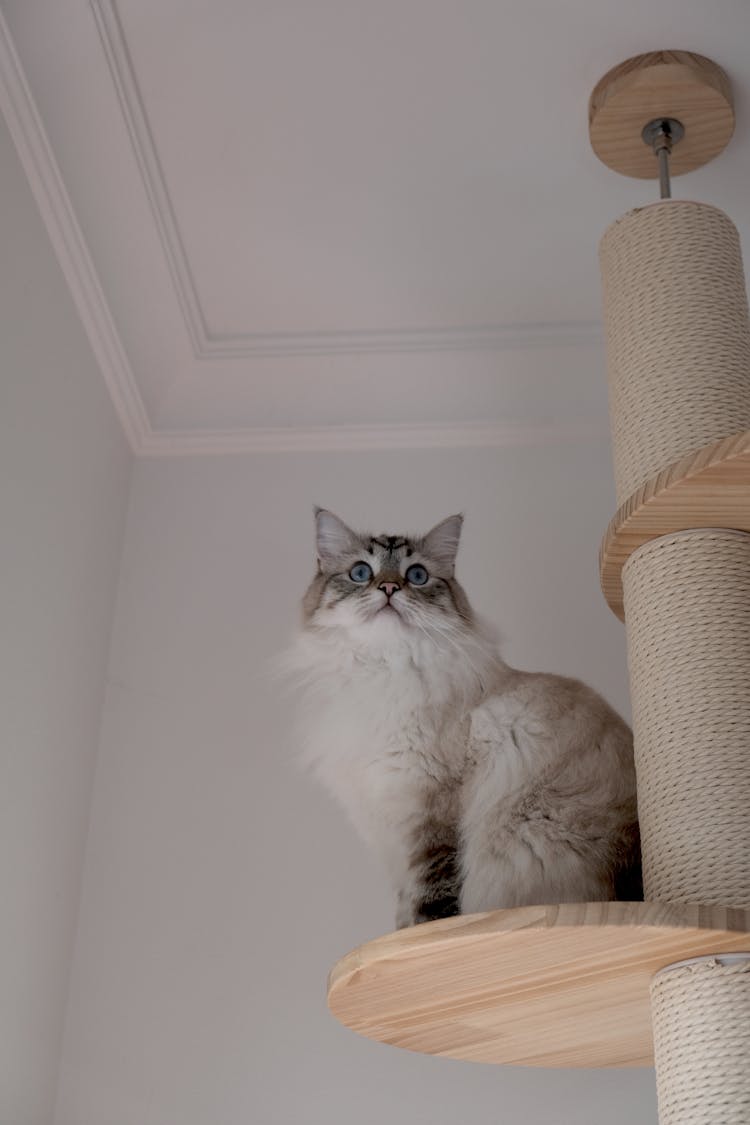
[
  {"x1": 599, "y1": 431, "x2": 750, "y2": 620},
  {"x1": 327, "y1": 902, "x2": 750, "y2": 1068},
  {"x1": 589, "y1": 51, "x2": 734, "y2": 178}
]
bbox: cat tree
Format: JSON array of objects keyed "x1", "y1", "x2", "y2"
[{"x1": 327, "y1": 52, "x2": 750, "y2": 1123}]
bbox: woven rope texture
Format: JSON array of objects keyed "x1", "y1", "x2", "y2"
[
  {"x1": 622, "y1": 530, "x2": 750, "y2": 908},
  {"x1": 651, "y1": 958, "x2": 750, "y2": 1124},
  {"x1": 600, "y1": 201, "x2": 750, "y2": 505}
]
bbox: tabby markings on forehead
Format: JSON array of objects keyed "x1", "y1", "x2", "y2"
[{"x1": 370, "y1": 536, "x2": 409, "y2": 553}]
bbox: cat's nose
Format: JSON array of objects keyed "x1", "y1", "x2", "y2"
[{"x1": 379, "y1": 581, "x2": 400, "y2": 597}]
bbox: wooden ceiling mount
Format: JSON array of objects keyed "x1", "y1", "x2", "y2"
[{"x1": 589, "y1": 51, "x2": 735, "y2": 179}]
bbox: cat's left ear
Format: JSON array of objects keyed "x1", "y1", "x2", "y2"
[
  {"x1": 423, "y1": 514, "x2": 463, "y2": 571},
  {"x1": 314, "y1": 508, "x2": 359, "y2": 565}
]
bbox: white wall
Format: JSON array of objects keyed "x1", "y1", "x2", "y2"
[
  {"x1": 55, "y1": 444, "x2": 657, "y2": 1124},
  {"x1": 0, "y1": 113, "x2": 132, "y2": 1124}
]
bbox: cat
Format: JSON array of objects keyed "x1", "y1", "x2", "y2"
[{"x1": 287, "y1": 508, "x2": 641, "y2": 929}]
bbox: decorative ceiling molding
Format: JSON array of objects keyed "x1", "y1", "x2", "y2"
[
  {"x1": 0, "y1": 7, "x2": 608, "y2": 459},
  {"x1": 0, "y1": 4, "x2": 150, "y2": 452},
  {"x1": 138, "y1": 419, "x2": 607, "y2": 458},
  {"x1": 91, "y1": 0, "x2": 604, "y2": 361},
  {"x1": 187, "y1": 320, "x2": 604, "y2": 359},
  {"x1": 90, "y1": 0, "x2": 208, "y2": 358}
]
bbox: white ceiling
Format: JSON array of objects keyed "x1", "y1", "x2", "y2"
[{"x1": 2, "y1": 0, "x2": 750, "y2": 454}]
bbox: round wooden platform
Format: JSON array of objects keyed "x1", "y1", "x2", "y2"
[
  {"x1": 599, "y1": 431, "x2": 750, "y2": 620},
  {"x1": 588, "y1": 51, "x2": 734, "y2": 179},
  {"x1": 327, "y1": 902, "x2": 750, "y2": 1068}
]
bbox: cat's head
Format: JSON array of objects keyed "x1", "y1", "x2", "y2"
[{"x1": 302, "y1": 509, "x2": 474, "y2": 634}]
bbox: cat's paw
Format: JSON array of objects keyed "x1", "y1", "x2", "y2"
[{"x1": 399, "y1": 895, "x2": 460, "y2": 928}]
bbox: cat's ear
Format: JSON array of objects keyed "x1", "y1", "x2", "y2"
[
  {"x1": 314, "y1": 508, "x2": 359, "y2": 565},
  {"x1": 423, "y1": 514, "x2": 463, "y2": 570}
]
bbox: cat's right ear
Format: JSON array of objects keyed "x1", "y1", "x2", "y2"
[
  {"x1": 423, "y1": 513, "x2": 463, "y2": 570},
  {"x1": 314, "y1": 508, "x2": 358, "y2": 566}
]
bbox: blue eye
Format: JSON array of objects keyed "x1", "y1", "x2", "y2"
[
  {"x1": 405, "y1": 564, "x2": 429, "y2": 586},
  {"x1": 349, "y1": 562, "x2": 373, "y2": 583}
]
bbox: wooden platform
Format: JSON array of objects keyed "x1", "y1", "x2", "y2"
[
  {"x1": 327, "y1": 902, "x2": 750, "y2": 1068},
  {"x1": 600, "y1": 431, "x2": 750, "y2": 620}
]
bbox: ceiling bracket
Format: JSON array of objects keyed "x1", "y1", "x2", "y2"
[{"x1": 588, "y1": 51, "x2": 734, "y2": 183}]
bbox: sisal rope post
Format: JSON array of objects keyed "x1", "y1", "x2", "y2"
[
  {"x1": 651, "y1": 958, "x2": 750, "y2": 1123},
  {"x1": 600, "y1": 201, "x2": 750, "y2": 506},
  {"x1": 600, "y1": 199, "x2": 750, "y2": 1122},
  {"x1": 622, "y1": 529, "x2": 750, "y2": 909}
]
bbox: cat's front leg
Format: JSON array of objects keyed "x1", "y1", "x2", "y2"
[{"x1": 395, "y1": 815, "x2": 461, "y2": 928}]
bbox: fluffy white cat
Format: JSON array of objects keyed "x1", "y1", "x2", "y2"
[{"x1": 287, "y1": 509, "x2": 640, "y2": 928}]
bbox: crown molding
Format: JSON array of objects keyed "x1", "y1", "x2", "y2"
[
  {"x1": 90, "y1": 0, "x2": 208, "y2": 356},
  {"x1": 1, "y1": 5, "x2": 607, "y2": 459},
  {"x1": 0, "y1": 5, "x2": 150, "y2": 452},
  {"x1": 0, "y1": 6, "x2": 149, "y2": 453},
  {"x1": 92, "y1": 0, "x2": 604, "y2": 360},
  {"x1": 196, "y1": 320, "x2": 604, "y2": 357},
  {"x1": 137, "y1": 419, "x2": 608, "y2": 457}
]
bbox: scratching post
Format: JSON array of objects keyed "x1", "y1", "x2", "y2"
[
  {"x1": 596, "y1": 52, "x2": 750, "y2": 1123},
  {"x1": 325, "y1": 50, "x2": 750, "y2": 1120},
  {"x1": 598, "y1": 191, "x2": 750, "y2": 909},
  {"x1": 620, "y1": 525, "x2": 750, "y2": 1118},
  {"x1": 621, "y1": 530, "x2": 750, "y2": 909},
  {"x1": 599, "y1": 201, "x2": 750, "y2": 505},
  {"x1": 651, "y1": 957, "x2": 750, "y2": 1124}
]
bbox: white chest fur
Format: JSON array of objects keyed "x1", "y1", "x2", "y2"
[{"x1": 290, "y1": 622, "x2": 503, "y2": 863}]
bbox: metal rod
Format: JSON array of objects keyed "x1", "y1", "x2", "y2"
[
  {"x1": 657, "y1": 144, "x2": 671, "y2": 199},
  {"x1": 642, "y1": 118, "x2": 684, "y2": 201}
]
